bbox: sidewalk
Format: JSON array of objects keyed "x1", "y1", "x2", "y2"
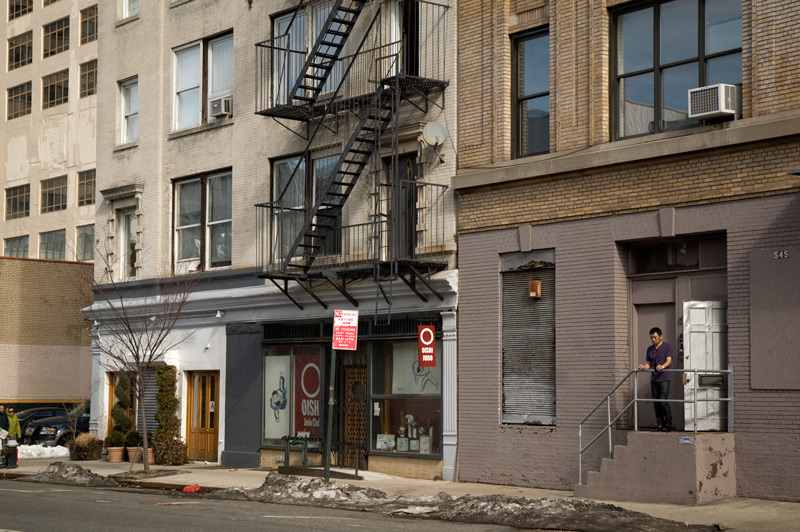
[{"x1": 4, "y1": 458, "x2": 798, "y2": 532}]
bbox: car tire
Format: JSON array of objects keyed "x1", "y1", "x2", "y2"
[{"x1": 56, "y1": 433, "x2": 73, "y2": 447}]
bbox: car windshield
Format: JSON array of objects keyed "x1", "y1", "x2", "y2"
[{"x1": 14, "y1": 409, "x2": 41, "y2": 420}]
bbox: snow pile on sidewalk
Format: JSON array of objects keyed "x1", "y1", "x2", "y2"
[
  {"x1": 210, "y1": 473, "x2": 723, "y2": 532},
  {"x1": 18, "y1": 461, "x2": 119, "y2": 488},
  {"x1": 17, "y1": 444, "x2": 69, "y2": 460}
]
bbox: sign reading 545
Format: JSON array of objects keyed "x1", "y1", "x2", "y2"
[{"x1": 773, "y1": 250, "x2": 790, "y2": 259}]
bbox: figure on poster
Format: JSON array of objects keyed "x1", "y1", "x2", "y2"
[
  {"x1": 269, "y1": 373, "x2": 288, "y2": 421},
  {"x1": 412, "y1": 360, "x2": 439, "y2": 392}
]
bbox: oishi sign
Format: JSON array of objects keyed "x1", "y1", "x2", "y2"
[
  {"x1": 418, "y1": 325, "x2": 436, "y2": 367},
  {"x1": 332, "y1": 309, "x2": 359, "y2": 350}
]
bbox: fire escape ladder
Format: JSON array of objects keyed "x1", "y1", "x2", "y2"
[
  {"x1": 283, "y1": 86, "x2": 396, "y2": 273},
  {"x1": 288, "y1": 0, "x2": 368, "y2": 107}
]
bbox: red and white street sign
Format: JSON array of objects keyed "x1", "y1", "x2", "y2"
[
  {"x1": 332, "y1": 309, "x2": 359, "y2": 350},
  {"x1": 418, "y1": 325, "x2": 436, "y2": 367}
]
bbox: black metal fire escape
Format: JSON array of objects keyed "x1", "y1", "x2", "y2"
[{"x1": 255, "y1": 0, "x2": 450, "y2": 313}]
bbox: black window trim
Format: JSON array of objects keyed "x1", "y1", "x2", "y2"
[
  {"x1": 610, "y1": 0, "x2": 743, "y2": 141},
  {"x1": 512, "y1": 26, "x2": 551, "y2": 159}
]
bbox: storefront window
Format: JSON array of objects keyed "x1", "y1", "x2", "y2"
[
  {"x1": 263, "y1": 345, "x2": 323, "y2": 445},
  {"x1": 370, "y1": 341, "x2": 442, "y2": 455}
]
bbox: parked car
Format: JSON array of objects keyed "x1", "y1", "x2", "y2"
[
  {"x1": 14, "y1": 407, "x2": 68, "y2": 435},
  {"x1": 23, "y1": 410, "x2": 90, "y2": 447}
]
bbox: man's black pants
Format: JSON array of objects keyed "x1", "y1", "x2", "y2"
[{"x1": 651, "y1": 380, "x2": 673, "y2": 428}]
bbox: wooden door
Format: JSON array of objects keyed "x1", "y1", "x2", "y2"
[{"x1": 187, "y1": 371, "x2": 219, "y2": 462}]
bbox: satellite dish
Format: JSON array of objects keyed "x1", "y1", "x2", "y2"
[{"x1": 422, "y1": 122, "x2": 446, "y2": 146}]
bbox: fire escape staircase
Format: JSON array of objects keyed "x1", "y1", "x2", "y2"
[{"x1": 286, "y1": 0, "x2": 368, "y2": 109}]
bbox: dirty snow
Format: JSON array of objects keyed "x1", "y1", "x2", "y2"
[
  {"x1": 18, "y1": 461, "x2": 119, "y2": 488},
  {"x1": 210, "y1": 473, "x2": 723, "y2": 532},
  {"x1": 17, "y1": 445, "x2": 69, "y2": 460}
]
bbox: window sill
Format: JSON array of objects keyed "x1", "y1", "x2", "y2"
[
  {"x1": 168, "y1": 118, "x2": 233, "y2": 140},
  {"x1": 116, "y1": 14, "x2": 140, "y2": 28},
  {"x1": 114, "y1": 141, "x2": 139, "y2": 153},
  {"x1": 170, "y1": 0, "x2": 195, "y2": 8}
]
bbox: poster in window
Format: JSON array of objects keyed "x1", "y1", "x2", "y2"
[
  {"x1": 293, "y1": 354, "x2": 321, "y2": 437},
  {"x1": 391, "y1": 341, "x2": 441, "y2": 395},
  {"x1": 264, "y1": 355, "x2": 290, "y2": 439}
]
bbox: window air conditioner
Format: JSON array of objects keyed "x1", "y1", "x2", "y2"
[
  {"x1": 209, "y1": 96, "x2": 233, "y2": 118},
  {"x1": 688, "y1": 84, "x2": 738, "y2": 119}
]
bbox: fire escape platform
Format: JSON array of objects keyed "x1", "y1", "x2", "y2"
[{"x1": 256, "y1": 75, "x2": 449, "y2": 120}]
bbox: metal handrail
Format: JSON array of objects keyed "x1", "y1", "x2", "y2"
[{"x1": 578, "y1": 366, "x2": 733, "y2": 485}]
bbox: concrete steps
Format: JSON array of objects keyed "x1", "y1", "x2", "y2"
[{"x1": 575, "y1": 431, "x2": 735, "y2": 505}]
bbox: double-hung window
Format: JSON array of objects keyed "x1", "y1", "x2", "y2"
[
  {"x1": 174, "y1": 172, "x2": 232, "y2": 272},
  {"x1": 42, "y1": 69, "x2": 69, "y2": 108},
  {"x1": 614, "y1": 0, "x2": 742, "y2": 138},
  {"x1": 77, "y1": 169, "x2": 96, "y2": 206},
  {"x1": 123, "y1": 0, "x2": 138, "y2": 19},
  {"x1": 121, "y1": 79, "x2": 138, "y2": 143},
  {"x1": 81, "y1": 6, "x2": 98, "y2": 44},
  {"x1": 173, "y1": 33, "x2": 234, "y2": 130},
  {"x1": 514, "y1": 30, "x2": 550, "y2": 157},
  {"x1": 80, "y1": 60, "x2": 97, "y2": 97},
  {"x1": 272, "y1": 2, "x2": 341, "y2": 106},
  {"x1": 76, "y1": 225, "x2": 95, "y2": 262}
]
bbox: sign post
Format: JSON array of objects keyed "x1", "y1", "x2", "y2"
[{"x1": 326, "y1": 310, "x2": 359, "y2": 481}]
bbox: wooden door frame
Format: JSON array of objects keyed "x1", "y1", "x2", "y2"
[{"x1": 186, "y1": 370, "x2": 220, "y2": 461}]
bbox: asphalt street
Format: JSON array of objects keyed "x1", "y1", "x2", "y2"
[{"x1": 0, "y1": 480, "x2": 521, "y2": 532}]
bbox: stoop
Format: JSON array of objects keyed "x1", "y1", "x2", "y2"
[{"x1": 575, "y1": 431, "x2": 735, "y2": 505}]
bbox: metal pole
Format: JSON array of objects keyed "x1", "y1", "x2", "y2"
[
  {"x1": 727, "y1": 364, "x2": 734, "y2": 433},
  {"x1": 634, "y1": 370, "x2": 639, "y2": 432},
  {"x1": 578, "y1": 425, "x2": 582, "y2": 485},
  {"x1": 607, "y1": 397, "x2": 612, "y2": 458},
  {"x1": 324, "y1": 349, "x2": 338, "y2": 482},
  {"x1": 693, "y1": 369, "x2": 698, "y2": 434}
]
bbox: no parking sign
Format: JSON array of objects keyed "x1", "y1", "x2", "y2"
[{"x1": 418, "y1": 325, "x2": 436, "y2": 367}]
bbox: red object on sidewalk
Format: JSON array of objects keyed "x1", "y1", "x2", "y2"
[{"x1": 182, "y1": 484, "x2": 201, "y2": 493}]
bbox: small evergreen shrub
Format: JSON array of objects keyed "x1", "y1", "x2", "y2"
[
  {"x1": 154, "y1": 365, "x2": 188, "y2": 465},
  {"x1": 105, "y1": 431, "x2": 124, "y2": 447},
  {"x1": 124, "y1": 430, "x2": 142, "y2": 447}
]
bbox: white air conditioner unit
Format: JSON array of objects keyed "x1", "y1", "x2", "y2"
[
  {"x1": 688, "y1": 84, "x2": 738, "y2": 119},
  {"x1": 209, "y1": 96, "x2": 233, "y2": 118}
]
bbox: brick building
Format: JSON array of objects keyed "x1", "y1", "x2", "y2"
[
  {"x1": 454, "y1": 0, "x2": 799, "y2": 502},
  {"x1": 87, "y1": 0, "x2": 458, "y2": 479},
  {"x1": 0, "y1": 257, "x2": 93, "y2": 407}
]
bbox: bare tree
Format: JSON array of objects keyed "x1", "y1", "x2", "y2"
[{"x1": 85, "y1": 255, "x2": 200, "y2": 471}]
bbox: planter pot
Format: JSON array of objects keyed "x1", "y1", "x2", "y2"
[
  {"x1": 107, "y1": 446, "x2": 124, "y2": 463},
  {"x1": 126, "y1": 446, "x2": 143, "y2": 462}
]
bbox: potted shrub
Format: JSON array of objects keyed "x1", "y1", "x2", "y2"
[
  {"x1": 105, "y1": 431, "x2": 125, "y2": 463},
  {"x1": 125, "y1": 430, "x2": 142, "y2": 462},
  {"x1": 73, "y1": 433, "x2": 103, "y2": 461}
]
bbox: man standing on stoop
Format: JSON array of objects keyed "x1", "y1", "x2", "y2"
[{"x1": 639, "y1": 327, "x2": 674, "y2": 432}]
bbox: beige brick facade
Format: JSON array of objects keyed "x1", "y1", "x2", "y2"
[
  {"x1": 455, "y1": 0, "x2": 800, "y2": 501},
  {"x1": 0, "y1": 258, "x2": 93, "y2": 402}
]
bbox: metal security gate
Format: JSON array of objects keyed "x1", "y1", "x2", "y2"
[{"x1": 501, "y1": 265, "x2": 556, "y2": 424}]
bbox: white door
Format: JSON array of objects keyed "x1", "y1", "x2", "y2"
[{"x1": 683, "y1": 301, "x2": 728, "y2": 431}]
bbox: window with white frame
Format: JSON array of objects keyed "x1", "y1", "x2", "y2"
[
  {"x1": 173, "y1": 33, "x2": 233, "y2": 131},
  {"x1": 174, "y1": 172, "x2": 232, "y2": 273},
  {"x1": 76, "y1": 224, "x2": 94, "y2": 262},
  {"x1": 121, "y1": 78, "x2": 138, "y2": 144},
  {"x1": 123, "y1": 0, "x2": 138, "y2": 19},
  {"x1": 119, "y1": 209, "x2": 137, "y2": 279}
]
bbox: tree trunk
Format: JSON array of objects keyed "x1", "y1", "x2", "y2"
[{"x1": 139, "y1": 384, "x2": 150, "y2": 472}]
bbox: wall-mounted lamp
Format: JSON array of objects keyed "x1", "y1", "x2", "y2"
[
  {"x1": 215, "y1": 310, "x2": 225, "y2": 318},
  {"x1": 528, "y1": 280, "x2": 542, "y2": 299},
  {"x1": 93, "y1": 320, "x2": 100, "y2": 327}
]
